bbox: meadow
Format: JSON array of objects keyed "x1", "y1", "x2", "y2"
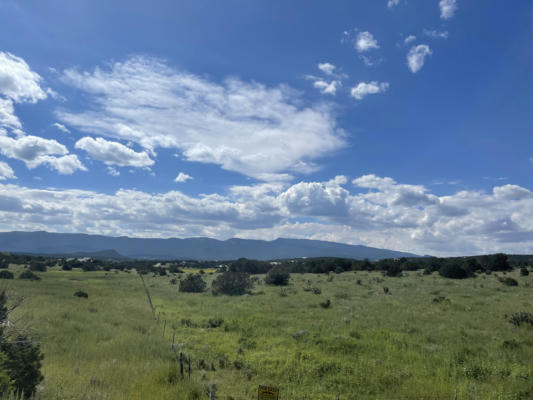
[{"x1": 5, "y1": 264, "x2": 533, "y2": 399}]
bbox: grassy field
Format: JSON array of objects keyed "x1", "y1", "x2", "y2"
[{"x1": 5, "y1": 265, "x2": 533, "y2": 399}]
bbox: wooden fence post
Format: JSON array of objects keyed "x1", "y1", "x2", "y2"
[
  {"x1": 163, "y1": 320, "x2": 166, "y2": 337},
  {"x1": 179, "y1": 352, "x2": 184, "y2": 378},
  {"x1": 188, "y1": 355, "x2": 191, "y2": 379}
]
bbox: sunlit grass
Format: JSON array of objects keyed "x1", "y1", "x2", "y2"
[{"x1": 6, "y1": 267, "x2": 533, "y2": 399}]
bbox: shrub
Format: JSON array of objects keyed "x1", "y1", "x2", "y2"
[
  {"x1": 0, "y1": 261, "x2": 8, "y2": 269},
  {"x1": 169, "y1": 278, "x2": 178, "y2": 285},
  {"x1": 520, "y1": 268, "x2": 529, "y2": 276},
  {"x1": 206, "y1": 318, "x2": 224, "y2": 328},
  {"x1": 18, "y1": 270, "x2": 41, "y2": 281},
  {"x1": 0, "y1": 271, "x2": 13, "y2": 280},
  {"x1": 28, "y1": 263, "x2": 47, "y2": 272},
  {"x1": 502, "y1": 277, "x2": 518, "y2": 286},
  {"x1": 509, "y1": 312, "x2": 533, "y2": 327},
  {"x1": 211, "y1": 272, "x2": 253, "y2": 295},
  {"x1": 74, "y1": 290, "x2": 89, "y2": 298},
  {"x1": 439, "y1": 260, "x2": 471, "y2": 279},
  {"x1": 179, "y1": 274, "x2": 207, "y2": 293},
  {"x1": 319, "y1": 299, "x2": 331, "y2": 308},
  {"x1": 385, "y1": 264, "x2": 402, "y2": 277},
  {"x1": 265, "y1": 266, "x2": 290, "y2": 286}
]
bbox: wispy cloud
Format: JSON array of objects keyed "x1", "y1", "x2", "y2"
[
  {"x1": 58, "y1": 56, "x2": 345, "y2": 181},
  {"x1": 317, "y1": 62, "x2": 336, "y2": 75},
  {"x1": 424, "y1": 29, "x2": 449, "y2": 39},
  {"x1": 387, "y1": 0, "x2": 400, "y2": 9},
  {"x1": 404, "y1": 35, "x2": 416, "y2": 45},
  {"x1": 52, "y1": 122, "x2": 70, "y2": 133},
  {"x1": 0, "y1": 161, "x2": 16, "y2": 180}
]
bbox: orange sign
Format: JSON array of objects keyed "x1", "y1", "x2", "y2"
[{"x1": 258, "y1": 385, "x2": 279, "y2": 400}]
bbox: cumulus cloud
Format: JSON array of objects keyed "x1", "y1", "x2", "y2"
[
  {"x1": 350, "y1": 81, "x2": 389, "y2": 100},
  {"x1": 0, "y1": 135, "x2": 86, "y2": 174},
  {"x1": 355, "y1": 31, "x2": 380, "y2": 53},
  {"x1": 439, "y1": 0, "x2": 458, "y2": 19},
  {"x1": 317, "y1": 63, "x2": 336, "y2": 75},
  {"x1": 407, "y1": 45, "x2": 432, "y2": 73},
  {"x1": 0, "y1": 98, "x2": 21, "y2": 131},
  {"x1": 1, "y1": 175, "x2": 532, "y2": 255},
  {"x1": 57, "y1": 56, "x2": 345, "y2": 181},
  {"x1": 75, "y1": 137, "x2": 154, "y2": 168},
  {"x1": 174, "y1": 172, "x2": 193, "y2": 183},
  {"x1": 0, "y1": 52, "x2": 47, "y2": 104},
  {"x1": 52, "y1": 122, "x2": 70, "y2": 133},
  {"x1": 313, "y1": 79, "x2": 341, "y2": 95},
  {"x1": 0, "y1": 161, "x2": 16, "y2": 180}
]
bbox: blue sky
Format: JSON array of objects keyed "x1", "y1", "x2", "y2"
[{"x1": 0, "y1": 0, "x2": 532, "y2": 256}]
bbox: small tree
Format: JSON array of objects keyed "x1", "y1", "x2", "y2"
[
  {"x1": 265, "y1": 266, "x2": 290, "y2": 286},
  {"x1": 19, "y1": 271, "x2": 40, "y2": 281},
  {"x1": 0, "y1": 271, "x2": 13, "y2": 280},
  {"x1": 439, "y1": 260, "x2": 471, "y2": 279},
  {"x1": 212, "y1": 272, "x2": 253, "y2": 295},
  {"x1": 0, "y1": 291, "x2": 44, "y2": 398},
  {"x1": 179, "y1": 274, "x2": 206, "y2": 293}
]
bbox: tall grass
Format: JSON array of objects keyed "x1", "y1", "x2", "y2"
[{"x1": 5, "y1": 267, "x2": 533, "y2": 399}]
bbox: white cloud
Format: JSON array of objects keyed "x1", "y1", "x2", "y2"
[
  {"x1": 0, "y1": 52, "x2": 47, "y2": 104},
  {"x1": 57, "y1": 56, "x2": 344, "y2": 181},
  {"x1": 174, "y1": 172, "x2": 193, "y2": 183},
  {"x1": 407, "y1": 45, "x2": 432, "y2": 73},
  {"x1": 0, "y1": 98, "x2": 21, "y2": 131},
  {"x1": 355, "y1": 31, "x2": 380, "y2": 53},
  {"x1": 0, "y1": 161, "x2": 16, "y2": 180},
  {"x1": 52, "y1": 122, "x2": 70, "y2": 133},
  {"x1": 404, "y1": 35, "x2": 416, "y2": 45},
  {"x1": 75, "y1": 137, "x2": 154, "y2": 168},
  {"x1": 439, "y1": 0, "x2": 458, "y2": 19},
  {"x1": 107, "y1": 166, "x2": 120, "y2": 177},
  {"x1": 350, "y1": 81, "x2": 389, "y2": 100},
  {"x1": 0, "y1": 135, "x2": 86, "y2": 174},
  {"x1": 1, "y1": 176, "x2": 533, "y2": 256},
  {"x1": 424, "y1": 29, "x2": 449, "y2": 39},
  {"x1": 387, "y1": 0, "x2": 400, "y2": 8},
  {"x1": 317, "y1": 63, "x2": 336, "y2": 75},
  {"x1": 313, "y1": 79, "x2": 341, "y2": 95}
]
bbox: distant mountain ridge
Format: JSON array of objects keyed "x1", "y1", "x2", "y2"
[{"x1": 0, "y1": 231, "x2": 419, "y2": 261}]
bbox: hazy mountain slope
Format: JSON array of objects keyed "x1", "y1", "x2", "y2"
[{"x1": 0, "y1": 231, "x2": 418, "y2": 260}]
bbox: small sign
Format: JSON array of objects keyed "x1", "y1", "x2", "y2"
[{"x1": 258, "y1": 385, "x2": 279, "y2": 400}]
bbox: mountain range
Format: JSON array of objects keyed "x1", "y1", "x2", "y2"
[{"x1": 0, "y1": 231, "x2": 418, "y2": 261}]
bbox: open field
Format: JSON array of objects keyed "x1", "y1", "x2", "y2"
[{"x1": 5, "y1": 265, "x2": 533, "y2": 399}]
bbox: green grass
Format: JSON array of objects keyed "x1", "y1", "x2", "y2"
[{"x1": 5, "y1": 267, "x2": 533, "y2": 399}]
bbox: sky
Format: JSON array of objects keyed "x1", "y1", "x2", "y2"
[{"x1": 0, "y1": 0, "x2": 532, "y2": 256}]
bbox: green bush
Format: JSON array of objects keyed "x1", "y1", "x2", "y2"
[
  {"x1": 502, "y1": 277, "x2": 518, "y2": 286},
  {"x1": 18, "y1": 270, "x2": 41, "y2": 281},
  {"x1": 265, "y1": 266, "x2": 290, "y2": 286},
  {"x1": 211, "y1": 272, "x2": 253, "y2": 295},
  {"x1": 439, "y1": 261, "x2": 471, "y2": 279},
  {"x1": 74, "y1": 290, "x2": 89, "y2": 298},
  {"x1": 520, "y1": 268, "x2": 529, "y2": 276},
  {"x1": 0, "y1": 271, "x2": 13, "y2": 280},
  {"x1": 179, "y1": 274, "x2": 206, "y2": 293}
]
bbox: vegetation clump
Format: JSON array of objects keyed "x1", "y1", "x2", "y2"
[
  {"x1": 520, "y1": 268, "x2": 529, "y2": 276},
  {"x1": 0, "y1": 291, "x2": 44, "y2": 398},
  {"x1": 502, "y1": 277, "x2": 518, "y2": 286},
  {"x1": 438, "y1": 260, "x2": 471, "y2": 279},
  {"x1": 319, "y1": 299, "x2": 331, "y2": 308},
  {"x1": 508, "y1": 312, "x2": 533, "y2": 327},
  {"x1": 265, "y1": 266, "x2": 290, "y2": 286},
  {"x1": 74, "y1": 290, "x2": 89, "y2": 298},
  {"x1": 211, "y1": 272, "x2": 253, "y2": 296},
  {"x1": 18, "y1": 270, "x2": 41, "y2": 281},
  {"x1": 179, "y1": 274, "x2": 207, "y2": 293},
  {"x1": 0, "y1": 271, "x2": 13, "y2": 280}
]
